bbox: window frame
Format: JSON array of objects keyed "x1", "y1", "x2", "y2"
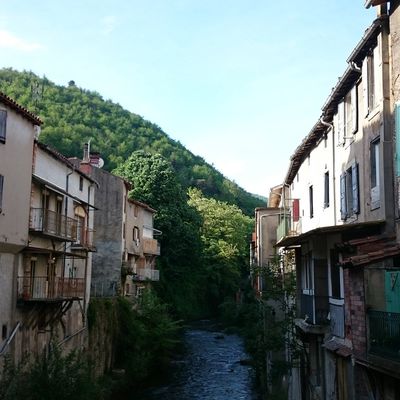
[
  {"x1": 0, "y1": 110, "x2": 6, "y2": 144},
  {"x1": 370, "y1": 137, "x2": 380, "y2": 210}
]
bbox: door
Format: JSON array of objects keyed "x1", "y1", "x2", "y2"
[{"x1": 385, "y1": 270, "x2": 400, "y2": 313}]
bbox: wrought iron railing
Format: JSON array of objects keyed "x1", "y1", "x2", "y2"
[
  {"x1": 299, "y1": 293, "x2": 329, "y2": 325},
  {"x1": 72, "y1": 227, "x2": 95, "y2": 250},
  {"x1": 30, "y1": 208, "x2": 77, "y2": 241},
  {"x1": 17, "y1": 276, "x2": 85, "y2": 300},
  {"x1": 368, "y1": 310, "x2": 400, "y2": 361}
]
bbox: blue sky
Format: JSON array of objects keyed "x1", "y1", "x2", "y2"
[{"x1": 0, "y1": 1, "x2": 376, "y2": 196}]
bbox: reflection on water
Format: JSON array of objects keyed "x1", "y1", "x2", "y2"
[{"x1": 140, "y1": 322, "x2": 259, "y2": 400}]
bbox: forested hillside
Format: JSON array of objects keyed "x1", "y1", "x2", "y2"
[{"x1": 0, "y1": 68, "x2": 265, "y2": 215}]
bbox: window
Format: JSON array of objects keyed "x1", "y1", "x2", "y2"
[
  {"x1": 134, "y1": 204, "x2": 138, "y2": 217},
  {"x1": 0, "y1": 174, "x2": 3, "y2": 212},
  {"x1": 293, "y1": 199, "x2": 300, "y2": 222},
  {"x1": 370, "y1": 138, "x2": 380, "y2": 209},
  {"x1": 0, "y1": 110, "x2": 6, "y2": 143},
  {"x1": 133, "y1": 226, "x2": 140, "y2": 244},
  {"x1": 79, "y1": 176, "x2": 83, "y2": 191},
  {"x1": 340, "y1": 163, "x2": 360, "y2": 220},
  {"x1": 302, "y1": 252, "x2": 313, "y2": 292},
  {"x1": 330, "y1": 250, "x2": 342, "y2": 299},
  {"x1": 337, "y1": 86, "x2": 358, "y2": 144},
  {"x1": 309, "y1": 185, "x2": 314, "y2": 218},
  {"x1": 324, "y1": 172, "x2": 330, "y2": 208},
  {"x1": 363, "y1": 52, "x2": 377, "y2": 116}
]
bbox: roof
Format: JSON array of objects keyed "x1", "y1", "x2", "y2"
[
  {"x1": 284, "y1": 17, "x2": 387, "y2": 186},
  {"x1": 128, "y1": 198, "x2": 156, "y2": 213},
  {"x1": 36, "y1": 141, "x2": 96, "y2": 184},
  {"x1": 341, "y1": 234, "x2": 400, "y2": 267},
  {"x1": 276, "y1": 220, "x2": 385, "y2": 248},
  {"x1": 365, "y1": 0, "x2": 388, "y2": 9},
  {"x1": 0, "y1": 91, "x2": 42, "y2": 125}
]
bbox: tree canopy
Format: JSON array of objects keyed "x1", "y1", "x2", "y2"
[{"x1": 0, "y1": 68, "x2": 265, "y2": 216}]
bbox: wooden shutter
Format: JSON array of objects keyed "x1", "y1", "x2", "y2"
[
  {"x1": 337, "y1": 102, "x2": 345, "y2": 144},
  {"x1": 362, "y1": 58, "x2": 369, "y2": 116},
  {"x1": 352, "y1": 163, "x2": 360, "y2": 214},
  {"x1": 293, "y1": 199, "x2": 300, "y2": 222},
  {"x1": 351, "y1": 86, "x2": 358, "y2": 133},
  {"x1": 0, "y1": 110, "x2": 6, "y2": 143},
  {"x1": 340, "y1": 173, "x2": 347, "y2": 220}
]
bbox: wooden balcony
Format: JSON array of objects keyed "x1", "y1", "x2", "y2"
[
  {"x1": 30, "y1": 208, "x2": 77, "y2": 241},
  {"x1": 142, "y1": 238, "x2": 160, "y2": 255},
  {"x1": 17, "y1": 276, "x2": 85, "y2": 301}
]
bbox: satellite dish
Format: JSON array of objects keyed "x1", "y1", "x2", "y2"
[{"x1": 98, "y1": 158, "x2": 105, "y2": 168}]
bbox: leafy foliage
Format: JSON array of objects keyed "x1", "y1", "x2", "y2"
[
  {"x1": 114, "y1": 151, "x2": 207, "y2": 317},
  {"x1": 0, "y1": 347, "x2": 100, "y2": 400},
  {"x1": 0, "y1": 68, "x2": 264, "y2": 216},
  {"x1": 188, "y1": 188, "x2": 253, "y2": 308}
]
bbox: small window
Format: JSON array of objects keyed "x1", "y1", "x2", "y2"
[
  {"x1": 0, "y1": 110, "x2": 6, "y2": 143},
  {"x1": 324, "y1": 172, "x2": 329, "y2": 208},
  {"x1": 0, "y1": 174, "x2": 3, "y2": 212},
  {"x1": 133, "y1": 226, "x2": 140, "y2": 243},
  {"x1": 309, "y1": 185, "x2": 314, "y2": 218},
  {"x1": 2, "y1": 324, "x2": 7, "y2": 340},
  {"x1": 330, "y1": 250, "x2": 342, "y2": 299},
  {"x1": 79, "y1": 176, "x2": 83, "y2": 191},
  {"x1": 371, "y1": 138, "x2": 380, "y2": 209},
  {"x1": 134, "y1": 205, "x2": 138, "y2": 217}
]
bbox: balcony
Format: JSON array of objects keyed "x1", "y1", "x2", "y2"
[
  {"x1": 142, "y1": 238, "x2": 160, "y2": 255},
  {"x1": 17, "y1": 276, "x2": 85, "y2": 301},
  {"x1": 277, "y1": 216, "x2": 289, "y2": 242},
  {"x1": 71, "y1": 227, "x2": 95, "y2": 251},
  {"x1": 133, "y1": 268, "x2": 160, "y2": 281},
  {"x1": 30, "y1": 208, "x2": 77, "y2": 241},
  {"x1": 368, "y1": 310, "x2": 400, "y2": 361},
  {"x1": 296, "y1": 293, "x2": 329, "y2": 334}
]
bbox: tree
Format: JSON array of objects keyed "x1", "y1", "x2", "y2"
[
  {"x1": 188, "y1": 188, "x2": 253, "y2": 308},
  {"x1": 114, "y1": 151, "x2": 206, "y2": 318}
]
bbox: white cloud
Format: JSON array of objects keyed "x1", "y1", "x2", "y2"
[
  {"x1": 101, "y1": 16, "x2": 117, "y2": 35},
  {"x1": 0, "y1": 30, "x2": 44, "y2": 52}
]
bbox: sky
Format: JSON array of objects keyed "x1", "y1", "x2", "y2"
[{"x1": 0, "y1": 1, "x2": 376, "y2": 197}]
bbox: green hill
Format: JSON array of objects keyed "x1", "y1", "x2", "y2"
[{"x1": 0, "y1": 68, "x2": 265, "y2": 215}]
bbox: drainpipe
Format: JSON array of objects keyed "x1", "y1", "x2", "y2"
[
  {"x1": 349, "y1": 62, "x2": 361, "y2": 73},
  {"x1": 320, "y1": 116, "x2": 337, "y2": 224}
]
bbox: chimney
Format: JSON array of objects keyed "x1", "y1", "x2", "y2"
[{"x1": 83, "y1": 142, "x2": 90, "y2": 162}]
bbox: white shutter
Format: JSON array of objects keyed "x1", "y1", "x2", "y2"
[
  {"x1": 373, "y1": 46, "x2": 380, "y2": 107},
  {"x1": 351, "y1": 86, "x2": 358, "y2": 133},
  {"x1": 362, "y1": 58, "x2": 369, "y2": 117}
]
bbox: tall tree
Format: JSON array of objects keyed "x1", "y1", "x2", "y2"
[
  {"x1": 114, "y1": 151, "x2": 206, "y2": 318},
  {"x1": 188, "y1": 188, "x2": 253, "y2": 308}
]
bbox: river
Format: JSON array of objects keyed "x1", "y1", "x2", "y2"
[{"x1": 139, "y1": 321, "x2": 260, "y2": 400}]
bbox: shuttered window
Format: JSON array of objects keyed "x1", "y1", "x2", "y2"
[
  {"x1": 340, "y1": 163, "x2": 360, "y2": 220},
  {"x1": 293, "y1": 199, "x2": 300, "y2": 222},
  {"x1": 0, "y1": 110, "x2": 6, "y2": 143},
  {"x1": 324, "y1": 172, "x2": 330, "y2": 208}
]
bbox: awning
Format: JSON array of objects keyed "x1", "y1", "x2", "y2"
[
  {"x1": 276, "y1": 220, "x2": 385, "y2": 248},
  {"x1": 33, "y1": 175, "x2": 97, "y2": 209}
]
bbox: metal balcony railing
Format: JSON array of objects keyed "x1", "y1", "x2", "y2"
[
  {"x1": 72, "y1": 227, "x2": 95, "y2": 250},
  {"x1": 368, "y1": 310, "x2": 400, "y2": 361},
  {"x1": 17, "y1": 276, "x2": 85, "y2": 301},
  {"x1": 134, "y1": 268, "x2": 160, "y2": 281},
  {"x1": 277, "y1": 216, "x2": 290, "y2": 242},
  {"x1": 30, "y1": 208, "x2": 77, "y2": 241},
  {"x1": 299, "y1": 293, "x2": 329, "y2": 325},
  {"x1": 142, "y1": 238, "x2": 161, "y2": 255}
]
